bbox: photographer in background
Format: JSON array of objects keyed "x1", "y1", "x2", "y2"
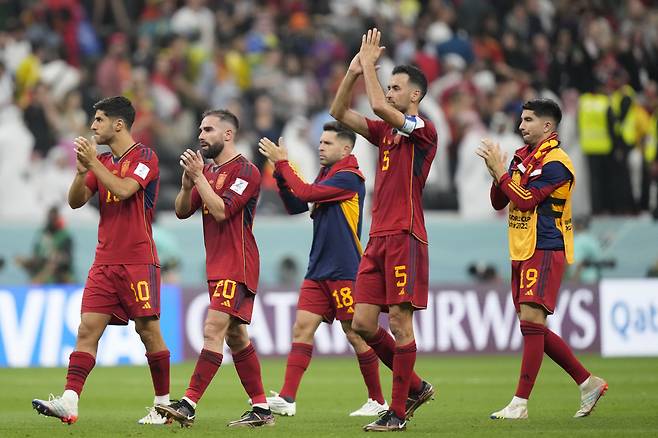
[
  {"x1": 467, "y1": 262, "x2": 501, "y2": 283},
  {"x1": 14, "y1": 206, "x2": 74, "y2": 284},
  {"x1": 567, "y1": 216, "x2": 614, "y2": 284}
]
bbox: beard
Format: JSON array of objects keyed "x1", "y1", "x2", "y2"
[{"x1": 201, "y1": 140, "x2": 224, "y2": 159}]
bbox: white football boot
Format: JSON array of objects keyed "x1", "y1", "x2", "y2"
[
  {"x1": 266, "y1": 391, "x2": 296, "y2": 416},
  {"x1": 349, "y1": 398, "x2": 389, "y2": 416}
]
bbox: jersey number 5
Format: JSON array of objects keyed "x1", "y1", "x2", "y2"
[
  {"x1": 394, "y1": 265, "x2": 407, "y2": 295},
  {"x1": 382, "y1": 150, "x2": 390, "y2": 171}
]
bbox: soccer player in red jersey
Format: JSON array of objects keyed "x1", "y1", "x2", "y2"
[
  {"x1": 156, "y1": 110, "x2": 273, "y2": 428},
  {"x1": 477, "y1": 98, "x2": 608, "y2": 419},
  {"x1": 32, "y1": 96, "x2": 171, "y2": 425},
  {"x1": 258, "y1": 122, "x2": 387, "y2": 417},
  {"x1": 330, "y1": 28, "x2": 437, "y2": 431}
]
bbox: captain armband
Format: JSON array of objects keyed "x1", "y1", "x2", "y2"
[{"x1": 400, "y1": 115, "x2": 417, "y2": 135}]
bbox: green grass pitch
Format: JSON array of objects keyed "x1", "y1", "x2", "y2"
[{"x1": 1, "y1": 355, "x2": 657, "y2": 437}]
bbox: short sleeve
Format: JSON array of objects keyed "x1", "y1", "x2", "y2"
[
  {"x1": 365, "y1": 118, "x2": 389, "y2": 148},
  {"x1": 124, "y1": 148, "x2": 159, "y2": 189},
  {"x1": 220, "y1": 164, "x2": 261, "y2": 219},
  {"x1": 85, "y1": 170, "x2": 98, "y2": 193},
  {"x1": 407, "y1": 116, "x2": 438, "y2": 151}
]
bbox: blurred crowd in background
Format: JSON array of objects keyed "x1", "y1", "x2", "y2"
[{"x1": 2, "y1": 0, "x2": 658, "y2": 223}]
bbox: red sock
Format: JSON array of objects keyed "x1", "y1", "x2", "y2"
[
  {"x1": 356, "y1": 348, "x2": 385, "y2": 404},
  {"x1": 367, "y1": 327, "x2": 423, "y2": 394},
  {"x1": 390, "y1": 341, "x2": 417, "y2": 419},
  {"x1": 544, "y1": 329, "x2": 590, "y2": 385},
  {"x1": 146, "y1": 350, "x2": 170, "y2": 397},
  {"x1": 233, "y1": 343, "x2": 266, "y2": 405},
  {"x1": 279, "y1": 342, "x2": 313, "y2": 400},
  {"x1": 515, "y1": 321, "x2": 547, "y2": 399},
  {"x1": 65, "y1": 351, "x2": 96, "y2": 396},
  {"x1": 184, "y1": 348, "x2": 223, "y2": 403}
]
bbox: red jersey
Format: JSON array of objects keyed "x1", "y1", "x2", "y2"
[
  {"x1": 365, "y1": 115, "x2": 437, "y2": 242},
  {"x1": 189, "y1": 155, "x2": 261, "y2": 292},
  {"x1": 85, "y1": 144, "x2": 159, "y2": 265}
]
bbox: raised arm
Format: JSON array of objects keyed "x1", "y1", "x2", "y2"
[
  {"x1": 275, "y1": 161, "x2": 356, "y2": 203},
  {"x1": 329, "y1": 54, "x2": 370, "y2": 138},
  {"x1": 359, "y1": 28, "x2": 406, "y2": 129},
  {"x1": 259, "y1": 136, "x2": 355, "y2": 204}
]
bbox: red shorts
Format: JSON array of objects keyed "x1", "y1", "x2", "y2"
[
  {"x1": 82, "y1": 264, "x2": 160, "y2": 325},
  {"x1": 298, "y1": 279, "x2": 356, "y2": 323},
  {"x1": 354, "y1": 234, "x2": 429, "y2": 311},
  {"x1": 207, "y1": 279, "x2": 255, "y2": 324},
  {"x1": 511, "y1": 249, "x2": 566, "y2": 314}
]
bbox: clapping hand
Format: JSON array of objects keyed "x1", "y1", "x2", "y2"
[
  {"x1": 179, "y1": 148, "x2": 205, "y2": 184},
  {"x1": 476, "y1": 138, "x2": 508, "y2": 182},
  {"x1": 74, "y1": 136, "x2": 98, "y2": 169},
  {"x1": 359, "y1": 28, "x2": 386, "y2": 67},
  {"x1": 258, "y1": 137, "x2": 288, "y2": 164}
]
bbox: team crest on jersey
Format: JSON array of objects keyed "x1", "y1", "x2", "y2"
[
  {"x1": 215, "y1": 173, "x2": 227, "y2": 190},
  {"x1": 121, "y1": 160, "x2": 130, "y2": 177}
]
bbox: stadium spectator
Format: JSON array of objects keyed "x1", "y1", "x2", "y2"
[
  {"x1": 640, "y1": 80, "x2": 658, "y2": 217},
  {"x1": 330, "y1": 29, "x2": 436, "y2": 431},
  {"x1": 456, "y1": 111, "x2": 520, "y2": 219},
  {"x1": 3, "y1": 1, "x2": 658, "y2": 217},
  {"x1": 170, "y1": 0, "x2": 215, "y2": 55},
  {"x1": 23, "y1": 82, "x2": 59, "y2": 159},
  {"x1": 477, "y1": 98, "x2": 608, "y2": 420},
  {"x1": 259, "y1": 122, "x2": 388, "y2": 417},
  {"x1": 96, "y1": 32, "x2": 131, "y2": 98},
  {"x1": 578, "y1": 82, "x2": 616, "y2": 215},
  {"x1": 55, "y1": 89, "x2": 88, "y2": 141},
  {"x1": 14, "y1": 206, "x2": 74, "y2": 285}
]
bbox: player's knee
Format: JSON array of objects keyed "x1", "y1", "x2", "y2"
[
  {"x1": 388, "y1": 313, "x2": 413, "y2": 341},
  {"x1": 77, "y1": 320, "x2": 98, "y2": 340},
  {"x1": 76, "y1": 322, "x2": 93, "y2": 342},
  {"x1": 519, "y1": 303, "x2": 547, "y2": 325},
  {"x1": 225, "y1": 326, "x2": 249, "y2": 351},
  {"x1": 203, "y1": 318, "x2": 228, "y2": 345},
  {"x1": 351, "y1": 318, "x2": 376, "y2": 340},
  {"x1": 291, "y1": 320, "x2": 315, "y2": 343},
  {"x1": 134, "y1": 323, "x2": 159, "y2": 346}
]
